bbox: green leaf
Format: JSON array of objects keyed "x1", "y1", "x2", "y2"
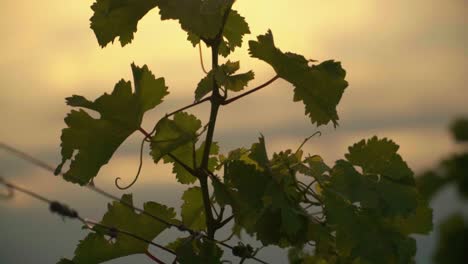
[
  {"x1": 329, "y1": 160, "x2": 418, "y2": 216},
  {"x1": 181, "y1": 187, "x2": 206, "y2": 231},
  {"x1": 222, "y1": 71, "x2": 255, "y2": 92},
  {"x1": 221, "y1": 137, "x2": 311, "y2": 246},
  {"x1": 320, "y1": 137, "x2": 432, "y2": 263},
  {"x1": 323, "y1": 191, "x2": 418, "y2": 263},
  {"x1": 298, "y1": 155, "x2": 330, "y2": 181},
  {"x1": 56, "y1": 64, "x2": 168, "y2": 185},
  {"x1": 150, "y1": 112, "x2": 201, "y2": 163},
  {"x1": 194, "y1": 71, "x2": 215, "y2": 102},
  {"x1": 90, "y1": 0, "x2": 158, "y2": 47},
  {"x1": 184, "y1": 9, "x2": 250, "y2": 57},
  {"x1": 194, "y1": 60, "x2": 254, "y2": 102},
  {"x1": 169, "y1": 237, "x2": 223, "y2": 264},
  {"x1": 249, "y1": 30, "x2": 348, "y2": 127},
  {"x1": 390, "y1": 198, "x2": 433, "y2": 235},
  {"x1": 218, "y1": 10, "x2": 250, "y2": 57},
  {"x1": 345, "y1": 136, "x2": 414, "y2": 184},
  {"x1": 166, "y1": 141, "x2": 219, "y2": 184},
  {"x1": 155, "y1": 0, "x2": 232, "y2": 40},
  {"x1": 68, "y1": 194, "x2": 177, "y2": 263},
  {"x1": 150, "y1": 112, "x2": 219, "y2": 184},
  {"x1": 248, "y1": 135, "x2": 269, "y2": 168}
]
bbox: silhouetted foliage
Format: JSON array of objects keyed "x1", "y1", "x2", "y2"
[{"x1": 417, "y1": 118, "x2": 468, "y2": 264}]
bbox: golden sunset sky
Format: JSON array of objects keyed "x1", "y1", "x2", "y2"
[{"x1": 0, "y1": 0, "x2": 467, "y2": 263}]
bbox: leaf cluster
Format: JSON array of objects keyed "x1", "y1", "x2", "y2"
[{"x1": 54, "y1": 1, "x2": 432, "y2": 263}]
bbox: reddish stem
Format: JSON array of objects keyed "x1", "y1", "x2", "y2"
[
  {"x1": 145, "y1": 251, "x2": 166, "y2": 264},
  {"x1": 222, "y1": 75, "x2": 280, "y2": 105}
]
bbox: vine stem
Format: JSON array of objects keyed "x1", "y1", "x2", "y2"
[
  {"x1": 145, "y1": 251, "x2": 166, "y2": 264},
  {"x1": 222, "y1": 75, "x2": 280, "y2": 105},
  {"x1": 165, "y1": 96, "x2": 211, "y2": 118}
]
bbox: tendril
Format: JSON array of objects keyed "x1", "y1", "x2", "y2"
[
  {"x1": 114, "y1": 135, "x2": 147, "y2": 190},
  {"x1": 295, "y1": 131, "x2": 322, "y2": 154},
  {"x1": 199, "y1": 43, "x2": 208, "y2": 74}
]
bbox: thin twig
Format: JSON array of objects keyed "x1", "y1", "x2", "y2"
[
  {"x1": 222, "y1": 75, "x2": 280, "y2": 105},
  {"x1": 165, "y1": 97, "x2": 211, "y2": 118},
  {"x1": 217, "y1": 215, "x2": 234, "y2": 229}
]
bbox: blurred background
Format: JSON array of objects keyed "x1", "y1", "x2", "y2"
[{"x1": 1, "y1": 0, "x2": 467, "y2": 263}]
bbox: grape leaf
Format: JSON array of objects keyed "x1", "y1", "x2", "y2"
[
  {"x1": 194, "y1": 60, "x2": 254, "y2": 102},
  {"x1": 220, "y1": 137, "x2": 311, "y2": 246},
  {"x1": 181, "y1": 187, "x2": 206, "y2": 231},
  {"x1": 322, "y1": 137, "x2": 432, "y2": 263},
  {"x1": 168, "y1": 237, "x2": 223, "y2": 264},
  {"x1": 179, "y1": 7, "x2": 249, "y2": 56},
  {"x1": 219, "y1": 10, "x2": 250, "y2": 56},
  {"x1": 345, "y1": 136, "x2": 414, "y2": 184},
  {"x1": 150, "y1": 112, "x2": 201, "y2": 163},
  {"x1": 389, "y1": 198, "x2": 433, "y2": 235},
  {"x1": 249, "y1": 30, "x2": 348, "y2": 127},
  {"x1": 150, "y1": 112, "x2": 219, "y2": 184},
  {"x1": 328, "y1": 160, "x2": 418, "y2": 216},
  {"x1": 298, "y1": 155, "x2": 331, "y2": 182},
  {"x1": 90, "y1": 0, "x2": 158, "y2": 47},
  {"x1": 165, "y1": 141, "x2": 219, "y2": 184},
  {"x1": 67, "y1": 194, "x2": 177, "y2": 263},
  {"x1": 56, "y1": 64, "x2": 168, "y2": 185},
  {"x1": 155, "y1": 0, "x2": 232, "y2": 40},
  {"x1": 323, "y1": 191, "x2": 418, "y2": 263}
]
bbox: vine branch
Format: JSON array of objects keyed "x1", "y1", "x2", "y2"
[
  {"x1": 222, "y1": 75, "x2": 280, "y2": 105},
  {"x1": 165, "y1": 96, "x2": 211, "y2": 118}
]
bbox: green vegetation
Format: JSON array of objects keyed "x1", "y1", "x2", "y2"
[{"x1": 52, "y1": 1, "x2": 432, "y2": 263}]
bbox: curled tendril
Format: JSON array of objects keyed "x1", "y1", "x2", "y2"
[
  {"x1": 295, "y1": 131, "x2": 322, "y2": 154},
  {"x1": 199, "y1": 43, "x2": 208, "y2": 74},
  {"x1": 114, "y1": 135, "x2": 147, "y2": 190},
  {"x1": 0, "y1": 177, "x2": 14, "y2": 200}
]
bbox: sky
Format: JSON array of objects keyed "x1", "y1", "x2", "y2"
[{"x1": 0, "y1": 0, "x2": 467, "y2": 263}]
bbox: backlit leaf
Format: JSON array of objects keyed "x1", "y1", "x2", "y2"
[
  {"x1": 90, "y1": 0, "x2": 158, "y2": 47},
  {"x1": 150, "y1": 112, "x2": 201, "y2": 163},
  {"x1": 249, "y1": 30, "x2": 348, "y2": 127},
  {"x1": 194, "y1": 60, "x2": 254, "y2": 102},
  {"x1": 67, "y1": 194, "x2": 177, "y2": 263},
  {"x1": 181, "y1": 187, "x2": 206, "y2": 231},
  {"x1": 56, "y1": 64, "x2": 168, "y2": 185},
  {"x1": 155, "y1": 0, "x2": 232, "y2": 40},
  {"x1": 345, "y1": 136, "x2": 414, "y2": 184},
  {"x1": 185, "y1": 9, "x2": 250, "y2": 57}
]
